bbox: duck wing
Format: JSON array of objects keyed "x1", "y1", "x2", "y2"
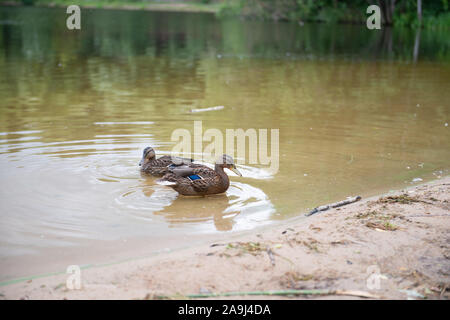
[
  {"x1": 163, "y1": 155, "x2": 194, "y2": 165},
  {"x1": 190, "y1": 178, "x2": 212, "y2": 193},
  {"x1": 169, "y1": 166, "x2": 197, "y2": 177},
  {"x1": 191, "y1": 166, "x2": 217, "y2": 177},
  {"x1": 169, "y1": 165, "x2": 214, "y2": 177},
  {"x1": 153, "y1": 155, "x2": 193, "y2": 167}
]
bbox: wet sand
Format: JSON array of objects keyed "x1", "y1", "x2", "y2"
[{"x1": 1, "y1": 177, "x2": 449, "y2": 300}]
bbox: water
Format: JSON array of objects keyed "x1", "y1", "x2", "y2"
[{"x1": 0, "y1": 6, "x2": 449, "y2": 279}]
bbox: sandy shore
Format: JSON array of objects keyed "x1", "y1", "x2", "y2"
[{"x1": 1, "y1": 177, "x2": 449, "y2": 300}]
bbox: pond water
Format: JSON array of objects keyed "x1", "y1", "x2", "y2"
[{"x1": 0, "y1": 6, "x2": 449, "y2": 279}]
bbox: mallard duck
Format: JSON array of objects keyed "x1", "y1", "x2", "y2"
[
  {"x1": 157, "y1": 154, "x2": 242, "y2": 196},
  {"x1": 139, "y1": 147, "x2": 195, "y2": 177}
]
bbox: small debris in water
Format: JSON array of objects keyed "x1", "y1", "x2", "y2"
[
  {"x1": 445, "y1": 123, "x2": 448, "y2": 127},
  {"x1": 412, "y1": 178, "x2": 423, "y2": 183},
  {"x1": 190, "y1": 106, "x2": 224, "y2": 113}
]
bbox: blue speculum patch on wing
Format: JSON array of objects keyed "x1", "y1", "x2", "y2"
[
  {"x1": 188, "y1": 174, "x2": 202, "y2": 181},
  {"x1": 167, "y1": 164, "x2": 177, "y2": 168}
]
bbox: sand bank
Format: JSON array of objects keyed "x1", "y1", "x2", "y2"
[{"x1": 1, "y1": 177, "x2": 449, "y2": 300}]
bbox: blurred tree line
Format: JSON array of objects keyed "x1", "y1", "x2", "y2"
[
  {"x1": 4, "y1": 0, "x2": 450, "y2": 28},
  {"x1": 218, "y1": 0, "x2": 449, "y2": 28}
]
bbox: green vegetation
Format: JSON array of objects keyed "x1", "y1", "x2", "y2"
[
  {"x1": 366, "y1": 221, "x2": 399, "y2": 231},
  {"x1": 219, "y1": 0, "x2": 450, "y2": 28},
  {"x1": 2, "y1": 0, "x2": 449, "y2": 28}
]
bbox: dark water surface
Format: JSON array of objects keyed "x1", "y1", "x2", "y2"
[{"x1": 0, "y1": 6, "x2": 449, "y2": 279}]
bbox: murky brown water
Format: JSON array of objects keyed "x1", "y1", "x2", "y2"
[{"x1": 0, "y1": 7, "x2": 449, "y2": 280}]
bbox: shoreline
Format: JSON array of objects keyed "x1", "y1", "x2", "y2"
[
  {"x1": 1, "y1": 176, "x2": 448, "y2": 300},
  {"x1": 0, "y1": 1, "x2": 220, "y2": 14}
]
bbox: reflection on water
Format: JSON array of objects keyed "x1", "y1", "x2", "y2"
[
  {"x1": 0, "y1": 7, "x2": 449, "y2": 261},
  {"x1": 115, "y1": 175, "x2": 274, "y2": 232},
  {"x1": 154, "y1": 182, "x2": 274, "y2": 231}
]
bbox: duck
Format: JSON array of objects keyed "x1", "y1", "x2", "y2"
[
  {"x1": 139, "y1": 146, "x2": 196, "y2": 177},
  {"x1": 157, "y1": 154, "x2": 242, "y2": 196}
]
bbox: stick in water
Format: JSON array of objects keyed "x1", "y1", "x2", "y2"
[{"x1": 306, "y1": 196, "x2": 362, "y2": 216}]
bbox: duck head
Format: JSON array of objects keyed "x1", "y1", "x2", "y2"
[
  {"x1": 139, "y1": 147, "x2": 156, "y2": 166},
  {"x1": 216, "y1": 154, "x2": 242, "y2": 176}
]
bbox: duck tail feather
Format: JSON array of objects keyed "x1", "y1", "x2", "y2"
[{"x1": 156, "y1": 179, "x2": 177, "y2": 186}]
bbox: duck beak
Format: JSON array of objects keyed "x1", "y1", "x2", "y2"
[
  {"x1": 139, "y1": 159, "x2": 143, "y2": 166},
  {"x1": 230, "y1": 165, "x2": 242, "y2": 177}
]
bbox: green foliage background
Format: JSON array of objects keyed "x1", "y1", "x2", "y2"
[
  {"x1": 3, "y1": 0, "x2": 450, "y2": 28},
  {"x1": 218, "y1": 0, "x2": 449, "y2": 28}
]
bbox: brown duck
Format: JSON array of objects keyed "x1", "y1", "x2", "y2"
[
  {"x1": 157, "y1": 154, "x2": 242, "y2": 196},
  {"x1": 139, "y1": 147, "x2": 196, "y2": 177}
]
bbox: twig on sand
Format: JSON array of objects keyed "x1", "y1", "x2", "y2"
[
  {"x1": 210, "y1": 243, "x2": 226, "y2": 247},
  {"x1": 306, "y1": 196, "x2": 362, "y2": 216},
  {"x1": 154, "y1": 289, "x2": 381, "y2": 299}
]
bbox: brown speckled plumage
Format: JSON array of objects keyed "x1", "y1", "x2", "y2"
[
  {"x1": 139, "y1": 147, "x2": 195, "y2": 177},
  {"x1": 157, "y1": 154, "x2": 242, "y2": 196}
]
